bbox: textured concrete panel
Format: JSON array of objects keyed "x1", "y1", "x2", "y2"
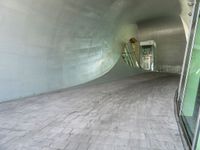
[
  {"x1": 0, "y1": 0, "x2": 184, "y2": 102},
  {"x1": 0, "y1": 0, "x2": 119, "y2": 101}
]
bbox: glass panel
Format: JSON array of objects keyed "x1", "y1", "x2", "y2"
[
  {"x1": 196, "y1": 138, "x2": 200, "y2": 150},
  {"x1": 181, "y1": 13, "x2": 200, "y2": 140},
  {"x1": 195, "y1": 128, "x2": 200, "y2": 150},
  {"x1": 179, "y1": 2, "x2": 200, "y2": 102}
]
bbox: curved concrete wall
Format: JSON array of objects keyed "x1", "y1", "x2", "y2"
[{"x1": 0, "y1": 0, "x2": 185, "y2": 102}]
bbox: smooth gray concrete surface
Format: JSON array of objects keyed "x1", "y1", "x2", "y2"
[
  {"x1": 80, "y1": 58, "x2": 145, "y2": 86},
  {"x1": 0, "y1": 73, "x2": 184, "y2": 150},
  {"x1": 138, "y1": 17, "x2": 186, "y2": 73},
  {"x1": 0, "y1": 0, "x2": 187, "y2": 102}
]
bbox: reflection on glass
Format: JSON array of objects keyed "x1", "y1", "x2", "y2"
[
  {"x1": 181, "y1": 14, "x2": 200, "y2": 140},
  {"x1": 178, "y1": 7, "x2": 200, "y2": 102},
  {"x1": 195, "y1": 128, "x2": 200, "y2": 149}
]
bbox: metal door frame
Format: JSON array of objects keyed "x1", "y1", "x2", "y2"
[{"x1": 179, "y1": 0, "x2": 200, "y2": 115}]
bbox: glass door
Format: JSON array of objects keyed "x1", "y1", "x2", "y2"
[{"x1": 181, "y1": 5, "x2": 200, "y2": 145}]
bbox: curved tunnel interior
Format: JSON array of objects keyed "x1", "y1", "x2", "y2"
[
  {"x1": 0, "y1": 0, "x2": 188, "y2": 101},
  {"x1": 0, "y1": 0, "x2": 197, "y2": 149}
]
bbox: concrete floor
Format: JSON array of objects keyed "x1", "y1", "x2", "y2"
[{"x1": 0, "y1": 73, "x2": 184, "y2": 150}]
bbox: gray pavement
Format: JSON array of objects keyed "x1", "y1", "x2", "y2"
[{"x1": 0, "y1": 73, "x2": 184, "y2": 150}]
